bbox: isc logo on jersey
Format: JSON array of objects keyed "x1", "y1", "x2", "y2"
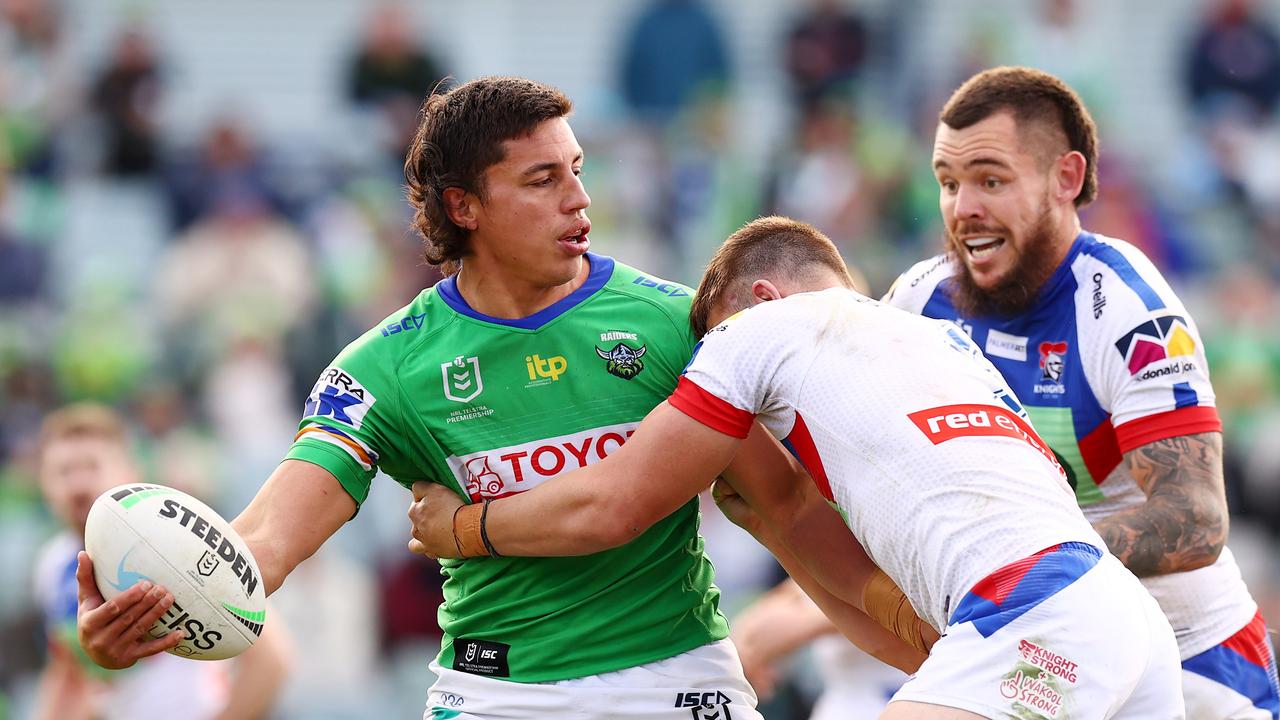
[
  {"x1": 447, "y1": 422, "x2": 638, "y2": 500},
  {"x1": 304, "y1": 366, "x2": 376, "y2": 429}
]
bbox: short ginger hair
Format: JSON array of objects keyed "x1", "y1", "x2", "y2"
[{"x1": 690, "y1": 216, "x2": 854, "y2": 337}]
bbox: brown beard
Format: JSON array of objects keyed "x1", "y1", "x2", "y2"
[{"x1": 946, "y1": 201, "x2": 1062, "y2": 318}]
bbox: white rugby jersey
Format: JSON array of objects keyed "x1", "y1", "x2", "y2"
[
  {"x1": 884, "y1": 231, "x2": 1256, "y2": 658},
  {"x1": 668, "y1": 288, "x2": 1104, "y2": 631}
]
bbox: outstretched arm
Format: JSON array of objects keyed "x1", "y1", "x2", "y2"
[
  {"x1": 1092, "y1": 432, "x2": 1227, "y2": 577},
  {"x1": 410, "y1": 401, "x2": 743, "y2": 557},
  {"x1": 78, "y1": 460, "x2": 354, "y2": 669},
  {"x1": 231, "y1": 459, "x2": 357, "y2": 595}
]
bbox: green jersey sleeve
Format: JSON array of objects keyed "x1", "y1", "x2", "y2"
[{"x1": 285, "y1": 308, "x2": 422, "y2": 505}]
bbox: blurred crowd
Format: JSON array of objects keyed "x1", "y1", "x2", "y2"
[{"x1": 1, "y1": 0, "x2": 1279, "y2": 718}]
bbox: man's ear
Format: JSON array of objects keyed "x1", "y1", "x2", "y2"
[
  {"x1": 1054, "y1": 151, "x2": 1087, "y2": 206},
  {"x1": 443, "y1": 187, "x2": 478, "y2": 231},
  {"x1": 750, "y1": 279, "x2": 784, "y2": 304}
]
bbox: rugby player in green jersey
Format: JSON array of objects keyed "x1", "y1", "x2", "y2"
[{"x1": 72, "y1": 77, "x2": 923, "y2": 719}]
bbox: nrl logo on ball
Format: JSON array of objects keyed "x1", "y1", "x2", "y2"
[{"x1": 596, "y1": 343, "x2": 646, "y2": 380}]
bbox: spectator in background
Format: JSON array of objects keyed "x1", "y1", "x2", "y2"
[
  {"x1": 0, "y1": 164, "x2": 47, "y2": 304},
  {"x1": 164, "y1": 118, "x2": 285, "y2": 230},
  {"x1": 346, "y1": 1, "x2": 448, "y2": 167},
  {"x1": 154, "y1": 185, "x2": 315, "y2": 378},
  {"x1": 201, "y1": 338, "x2": 299, "y2": 513},
  {"x1": 1202, "y1": 267, "x2": 1280, "y2": 532},
  {"x1": 1185, "y1": 0, "x2": 1280, "y2": 120},
  {"x1": 0, "y1": 361, "x2": 55, "y2": 471},
  {"x1": 91, "y1": 26, "x2": 163, "y2": 178},
  {"x1": 618, "y1": 0, "x2": 736, "y2": 280},
  {"x1": 348, "y1": 1, "x2": 445, "y2": 109},
  {"x1": 0, "y1": 0, "x2": 76, "y2": 177},
  {"x1": 1080, "y1": 157, "x2": 1187, "y2": 277},
  {"x1": 130, "y1": 382, "x2": 221, "y2": 509},
  {"x1": 619, "y1": 0, "x2": 730, "y2": 128},
  {"x1": 32, "y1": 403, "x2": 290, "y2": 720},
  {"x1": 1001, "y1": 0, "x2": 1116, "y2": 121},
  {"x1": 783, "y1": 0, "x2": 869, "y2": 112},
  {"x1": 763, "y1": 101, "x2": 869, "y2": 251}
]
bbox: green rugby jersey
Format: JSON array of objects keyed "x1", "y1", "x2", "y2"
[{"x1": 285, "y1": 254, "x2": 728, "y2": 682}]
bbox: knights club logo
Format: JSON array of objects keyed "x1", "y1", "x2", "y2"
[
  {"x1": 1114, "y1": 314, "x2": 1196, "y2": 375},
  {"x1": 1039, "y1": 341, "x2": 1068, "y2": 382},
  {"x1": 596, "y1": 343, "x2": 647, "y2": 380},
  {"x1": 441, "y1": 355, "x2": 483, "y2": 403}
]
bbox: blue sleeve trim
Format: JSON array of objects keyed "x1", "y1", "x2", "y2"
[{"x1": 1078, "y1": 235, "x2": 1166, "y2": 312}]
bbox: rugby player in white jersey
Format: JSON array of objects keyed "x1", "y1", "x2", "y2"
[
  {"x1": 884, "y1": 66, "x2": 1279, "y2": 719},
  {"x1": 409, "y1": 215, "x2": 1184, "y2": 719}
]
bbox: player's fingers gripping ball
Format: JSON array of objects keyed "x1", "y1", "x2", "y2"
[{"x1": 84, "y1": 484, "x2": 267, "y2": 660}]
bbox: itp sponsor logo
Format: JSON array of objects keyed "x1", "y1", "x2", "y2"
[{"x1": 525, "y1": 354, "x2": 567, "y2": 383}]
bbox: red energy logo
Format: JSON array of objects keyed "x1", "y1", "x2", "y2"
[{"x1": 907, "y1": 404, "x2": 1062, "y2": 474}]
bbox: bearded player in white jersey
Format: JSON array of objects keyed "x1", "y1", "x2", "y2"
[
  {"x1": 885, "y1": 66, "x2": 1279, "y2": 719},
  {"x1": 409, "y1": 216, "x2": 1184, "y2": 719}
]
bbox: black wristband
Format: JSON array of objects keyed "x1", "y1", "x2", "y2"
[{"x1": 479, "y1": 499, "x2": 501, "y2": 558}]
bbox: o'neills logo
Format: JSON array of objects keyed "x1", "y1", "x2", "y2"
[
  {"x1": 1018, "y1": 639, "x2": 1079, "y2": 683},
  {"x1": 907, "y1": 403, "x2": 1063, "y2": 476},
  {"x1": 158, "y1": 499, "x2": 259, "y2": 597},
  {"x1": 999, "y1": 670, "x2": 1063, "y2": 717}
]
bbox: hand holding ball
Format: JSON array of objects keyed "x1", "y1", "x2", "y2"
[{"x1": 84, "y1": 484, "x2": 266, "y2": 660}]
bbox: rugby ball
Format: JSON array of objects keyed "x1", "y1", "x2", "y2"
[{"x1": 84, "y1": 483, "x2": 266, "y2": 660}]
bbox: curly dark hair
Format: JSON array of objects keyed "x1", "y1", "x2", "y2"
[
  {"x1": 404, "y1": 77, "x2": 573, "y2": 274},
  {"x1": 940, "y1": 66, "x2": 1099, "y2": 208}
]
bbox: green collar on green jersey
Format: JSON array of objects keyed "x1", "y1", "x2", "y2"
[{"x1": 437, "y1": 253, "x2": 615, "y2": 330}]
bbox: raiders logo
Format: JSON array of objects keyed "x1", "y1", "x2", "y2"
[{"x1": 595, "y1": 343, "x2": 647, "y2": 380}]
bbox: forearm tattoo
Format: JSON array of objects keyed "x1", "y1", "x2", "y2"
[{"x1": 1095, "y1": 432, "x2": 1227, "y2": 578}]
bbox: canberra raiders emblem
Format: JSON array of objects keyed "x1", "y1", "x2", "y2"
[{"x1": 596, "y1": 342, "x2": 647, "y2": 380}]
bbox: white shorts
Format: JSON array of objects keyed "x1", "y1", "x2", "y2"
[
  {"x1": 1181, "y1": 610, "x2": 1280, "y2": 719},
  {"x1": 892, "y1": 542, "x2": 1184, "y2": 719},
  {"x1": 423, "y1": 639, "x2": 762, "y2": 720}
]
